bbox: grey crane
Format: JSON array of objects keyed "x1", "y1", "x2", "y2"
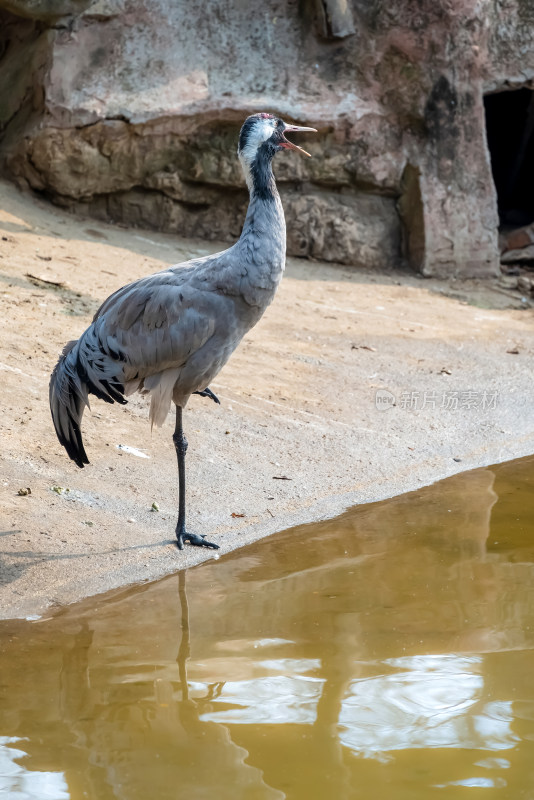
[{"x1": 50, "y1": 113, "x2": 316, "y2": 550}]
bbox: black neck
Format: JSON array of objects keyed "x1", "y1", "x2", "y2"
[{"x1": 250, "y1": 142, "x2": 278, "y2": 201}]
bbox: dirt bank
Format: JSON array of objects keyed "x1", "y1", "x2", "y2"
[{"x1": 1, "y1": 179, "x2": 533, "y2": 620}]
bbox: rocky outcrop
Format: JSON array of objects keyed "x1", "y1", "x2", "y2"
[
  {"x1": 1, "y1": 0, "x2": 534, "y2": 276},
  {"x1": 0, "y1": 0, "x2": 92, "y2": 20}
]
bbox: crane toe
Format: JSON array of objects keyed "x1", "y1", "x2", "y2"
[
  {"x1": 194, "y1": 388, "x2": 220, "y2": 405},
  {"x1": 176, "y1": 530, "x2": 220, "y2": 550}
]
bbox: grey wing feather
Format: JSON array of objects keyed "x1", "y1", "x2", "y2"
[{"x1": 100, "y1": 273, "x2": 218, "y2": 379}]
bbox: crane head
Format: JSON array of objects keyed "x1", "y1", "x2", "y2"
[{"x1": 238, "y1": 113, "x2": 316, "y2": 167}]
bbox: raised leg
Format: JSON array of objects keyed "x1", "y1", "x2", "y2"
[
  {"x1": 173, "y1": 406, "x2": 219, "y2": 550},
  {"x1": 193, "y1": 387, "x2": 220, "y2": 405}
]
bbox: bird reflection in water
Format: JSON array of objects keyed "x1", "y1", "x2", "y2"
[
  {"x1": 130, "y1": 571, "x2": 283, "y2": 800},
  {"x1": 176, "y1": 570, "x2": 224, "y2": 715}
]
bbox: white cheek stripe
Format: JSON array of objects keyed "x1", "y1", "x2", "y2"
[{"x1": 241, "y1": 119, "x2": 275, "y2": 164}]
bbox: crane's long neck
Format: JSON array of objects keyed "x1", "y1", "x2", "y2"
[
  {"x1": 237, "y1": 151, "x2": 287, "y2": 295},
  {"x1": 245, "y1": 146, "x2": 278, "y2": 202}
]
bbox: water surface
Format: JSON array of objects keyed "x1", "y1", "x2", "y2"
[{"x1": 1, "y1": 457, "x2": 534, "y2": 799}]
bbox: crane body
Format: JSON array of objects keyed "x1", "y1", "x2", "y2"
[{"x1": 50, "y1": 113, "x2": 316, "y2": 549}]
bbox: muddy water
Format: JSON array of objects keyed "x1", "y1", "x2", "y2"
[{"x1": 1, "y1": 457, "x2": 534, "y2": 799}]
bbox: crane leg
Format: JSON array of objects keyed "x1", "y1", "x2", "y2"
[{"x1": 173, "y1": 406, "x2": 220, "y2": 551}]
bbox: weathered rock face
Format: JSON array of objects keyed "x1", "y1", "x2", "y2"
[
  {"x1": 0, "y1": 0, "x2": 92, "y2": 20},
  {"x1": 1, "y1": 0, "x2": 534, "y2": 276}
]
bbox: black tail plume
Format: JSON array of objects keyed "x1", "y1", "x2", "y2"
[
  {"x1": 49, "y1": 341, "x2": 91, "y2": 468},
  {"x1": 50, "y1": 329, "x2": 127, "y2": 467}
]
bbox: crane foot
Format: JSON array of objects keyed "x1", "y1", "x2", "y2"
[
  {"x1": 194, "y1": 387, "x2": 220, "y2": 405},
  {"x1": 176, "y1": 530, "x2": 220, "y2": 550}
]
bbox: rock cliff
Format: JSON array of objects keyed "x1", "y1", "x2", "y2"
[{"x1": 1, "y1": 0, "x2": 534, "y2": 276}]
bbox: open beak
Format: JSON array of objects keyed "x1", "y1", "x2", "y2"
[{"x1": 281, "y1": 124, "x2": 317, "y2": 157}]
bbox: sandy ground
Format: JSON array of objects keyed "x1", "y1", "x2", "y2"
[{"x1": 1, "y1": 179, "x2": 533, "y2": 621}]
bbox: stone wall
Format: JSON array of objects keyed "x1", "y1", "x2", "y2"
[{"x1": 1, "y1": 0, "x2": 534, "y2": 276}]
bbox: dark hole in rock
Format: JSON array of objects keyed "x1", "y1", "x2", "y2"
[
  {"x1": 484, "y1": 88, "x2": 534, "y2": 228},
  {"x1": 398, "y1": 164, "x2": 425, "y2": 273}
]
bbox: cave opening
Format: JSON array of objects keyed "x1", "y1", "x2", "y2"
[{"x1": 484, "y1": 87, "x2": 534, "y2": 229}]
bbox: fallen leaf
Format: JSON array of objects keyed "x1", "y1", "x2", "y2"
[
  {"x1": 351, "y1": 344, "x2": 377, "y2": 352},
  {"x1": 439, "y1": 368, "x2": 452, "y2": 375},
  {"x1": 25, "y1": 272, "x2": 66, "y2": 289},
  {"x1": 231, "y1": 512, "x2": 245, "y2": 518},
  {"x1": 506, "y1": 347, "x2": 520, "y2": 354}
]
